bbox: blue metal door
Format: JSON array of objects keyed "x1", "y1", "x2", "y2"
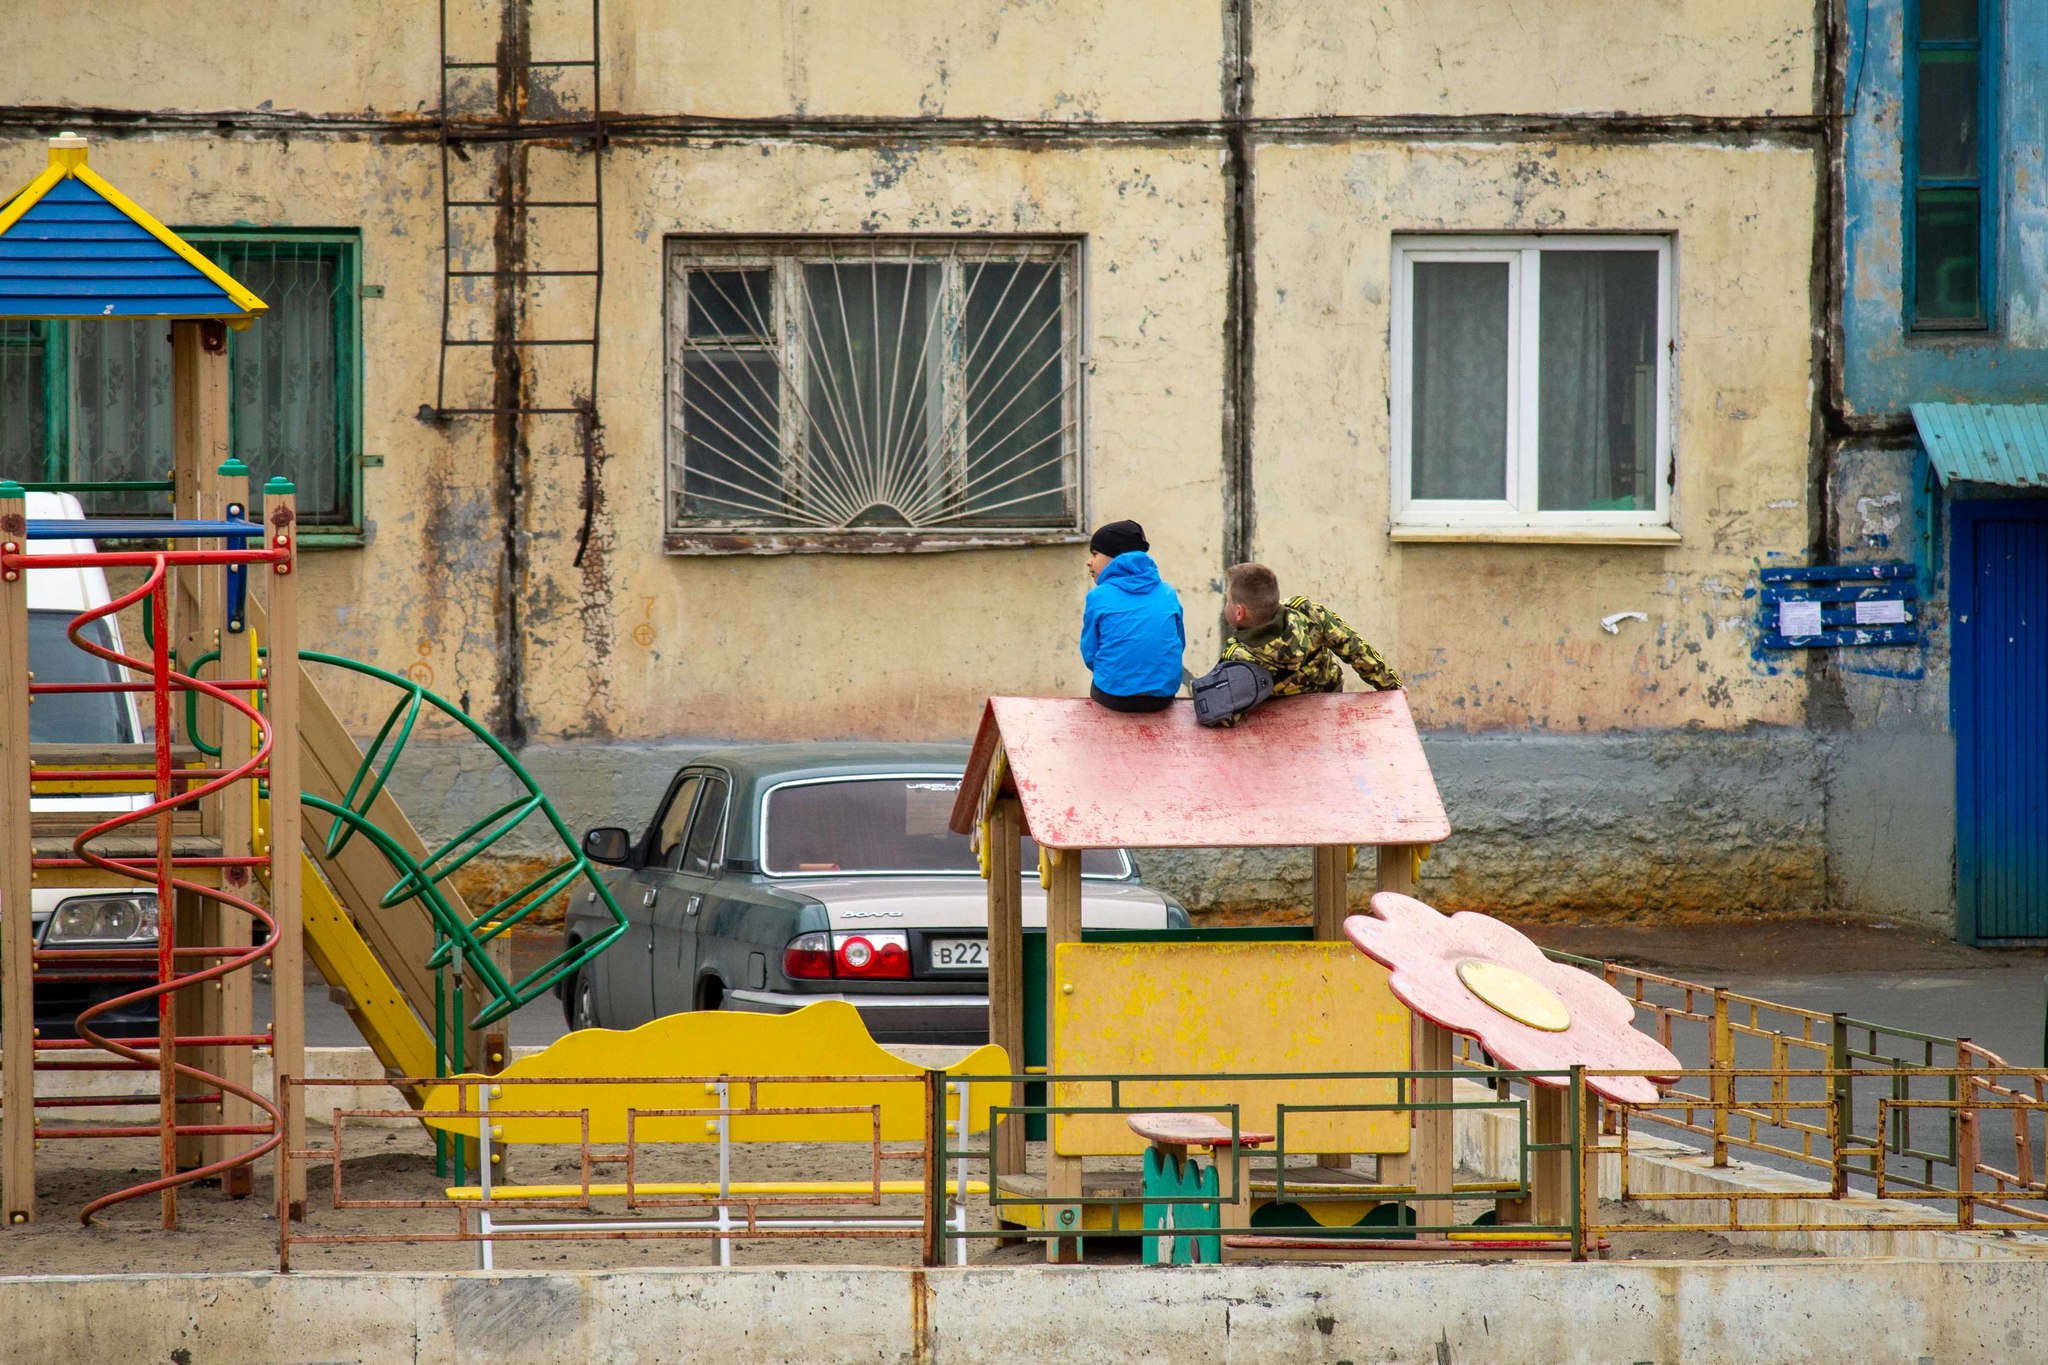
[{"x1": 1953, "y1": 499, "x2": 2048, "y2": 943}]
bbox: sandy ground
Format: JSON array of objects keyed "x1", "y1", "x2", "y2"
[{"x1": 5, "y1": 1122, "x2": 1810, "y2": 1275}]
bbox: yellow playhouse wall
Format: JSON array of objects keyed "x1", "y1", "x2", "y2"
[{"x1": 1049, "y1": 942, "x2": 1412, "y2": 1158}]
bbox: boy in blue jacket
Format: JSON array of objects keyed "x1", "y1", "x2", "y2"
[{"x1": 1080, "y1": 519, "x2": 1185, "y2": 713}]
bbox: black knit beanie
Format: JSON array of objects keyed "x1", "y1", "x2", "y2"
[{"x1": 1089, "y1": 519, "x2": 1149, "y2": 558}]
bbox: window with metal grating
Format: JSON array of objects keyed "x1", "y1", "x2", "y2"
[{"x1": 663, "y1": 238, "x2": 1084, "y2": 553}]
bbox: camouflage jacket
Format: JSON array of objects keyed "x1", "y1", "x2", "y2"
[{"x1": 1219, "y1": 597, "x2": 1401, "y2": 701}]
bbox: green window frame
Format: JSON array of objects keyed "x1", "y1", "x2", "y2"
[
  {"x1": 0, "y1": 228, "x2": 364, "y2": 543},
  {"x1": 1905, "y1": 0, "x2": 1998, "y2": 331}
]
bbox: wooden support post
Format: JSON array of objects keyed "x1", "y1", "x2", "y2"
[
  {"x1": 1528, "y1": 1085, "x2": 1574, "y2": 1229},
  {"x1": 1375, "y1": 842, "x2": 1422, "y2": 898},
  {"x1": 1410, "y1": 1016, "x2": 1455, "y2": 1233},
  {"x1": 1579, "y1": 1078, "x2": 1601, "y2": 1255},
  {"x1": 1365, "y1": 843, "x2": 1426, "y2": 1185},
  {"x1": 985, "y1": 797, "x2": 1025, "y2": 1176},
  {"x1": 171, "y1": 322, "x2": 233, "y2": 1175},
  {"x1": 1312, "y1": 844, "x2": 1352, "y2": 1170},
  {"x1": 263, "y1": 483, "x2": 306, "y2": 1216},
  {"x1": 1043, "y1": 846, "x2": 1083, "y2": 1263},
  {"x1": 1, "y1": 488, "x2": 35, "y2": 1224},
  {"x1": 1311, "y1": 844, "x2": 1349, "y2": 940},
  {"x1": 1568, "y1": 1069, "x2": 1599, "y2": 1260}
]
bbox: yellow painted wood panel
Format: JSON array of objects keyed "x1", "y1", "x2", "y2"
[
  {"x1": 1050, "y1": 942, "x2": 1410, "y2": 1157},
  {"x1": 417, "y1": 1000, "x2": 1011, "y2": 1145}
]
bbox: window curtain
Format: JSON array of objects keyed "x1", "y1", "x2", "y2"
[
  {"x1": 72, "y1": 319, "x2": 173, "y2": 515},
  {"x1": 221, "y1": 249, "x2": 343, "y2": 520},
  {"x1": 1538, "y1": 251, "x2": 1656, "y2": 512},
  {"x1": 0, "y1": 322, "x2": 49, "y2": 482},
  {"x1": 1410, "y1": 261, "x2": 1509, "y2": 500}
]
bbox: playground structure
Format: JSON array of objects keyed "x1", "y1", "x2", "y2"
[
  {"x1": 944, "y1": 691, "x2": 1681, "y2": 1260},
  {"x1": 0, "y1": 134, "x2": 627, "y2": 1227}
]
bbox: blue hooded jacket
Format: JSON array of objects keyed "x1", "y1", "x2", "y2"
[{"x1": 1080, "y1": 552, "x2": 1186, "y2": 698}]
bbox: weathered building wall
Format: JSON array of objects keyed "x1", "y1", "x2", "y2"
[
  {"x1": 1841, "y1": 1, "x2": 2048, "y2": 416},
  {"x1": 1253, "y1": 0, "x2": 1816, "y2": 118},
  {"x1": 533, "y1": 140, "x2": 1230, "y2": 744},
  {"x1": 1, "y1": 0, "x2": 1837, "y2": 921},
  {"x1": 1251, "y1": 140, "x2": 1814, "y2": 732},
  {"x1": 1821, "y1": 2, "x2": 2048, "y2": 932},
  {"x1": 611, "y1": 0, "x2": 1225, "y2": 120}
]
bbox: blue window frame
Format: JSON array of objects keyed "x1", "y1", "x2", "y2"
[
  {"x1": 1905, "y1": 0, "x2": 1998, "y2": 331},
  {"x1": 0, "y1": 228, "x2": 364, "y2": 541}
]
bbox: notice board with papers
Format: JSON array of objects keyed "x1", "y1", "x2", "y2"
[{"x1": 1757, "y1": 562, "x2": 1920, "y2": 649}]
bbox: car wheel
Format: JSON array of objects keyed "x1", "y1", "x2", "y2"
[
  {"x1": 696, "y1": 977, "x2": 725, "y2": 1012},
  {"x1": 568, "y1": 967, "x2": 602, "y2": 1031}
]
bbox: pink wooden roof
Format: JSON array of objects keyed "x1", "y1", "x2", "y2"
[{"x1": 948, "y1": 692, "x2": 1450, "y2": 849}]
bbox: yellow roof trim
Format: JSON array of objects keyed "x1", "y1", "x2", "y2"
[
  {"x1": 71, "y1": 163, "x2": 268, "y2": 321},
  {"x1": 0, "y1": 163, "x2": 64, "y2": 241}
]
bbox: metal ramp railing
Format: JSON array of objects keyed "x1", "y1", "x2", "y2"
[{"x1": 292, "y1": 650, "x2": 628, "y2": 1030}]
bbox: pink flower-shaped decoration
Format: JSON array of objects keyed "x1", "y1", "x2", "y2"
[{"x1": 1344, "y1": 892, "x2": 1681, "y2": 1106}]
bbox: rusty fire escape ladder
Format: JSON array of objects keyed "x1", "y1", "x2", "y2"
[{"x1": 435, "y1": 0, "x2": 607, "y2": 561}]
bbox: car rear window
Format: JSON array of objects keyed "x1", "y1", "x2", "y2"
[
  {"x1": 763, "y1": 777, "x2": 1128, "y2": 878},
  {"x1": 28, "y1": 611, "x2": 135, "y2": 745}
]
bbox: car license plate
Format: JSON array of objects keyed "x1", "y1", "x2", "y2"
[{"x1": 929, "y1": 938, "x2": 987, "y2": 969}]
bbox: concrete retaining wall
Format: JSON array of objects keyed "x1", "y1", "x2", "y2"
[{"x1": 1, "y1": 1259, "x2": 2042, "y2": 1363}]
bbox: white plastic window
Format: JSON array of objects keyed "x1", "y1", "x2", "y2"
[{"x1": 1390, "y1": 236, "x2": 1674, "y2": 533}]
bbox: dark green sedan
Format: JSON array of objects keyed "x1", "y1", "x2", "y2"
[{"x1": 560, "y1": 743, "x2": 1190, "y2": 1044}]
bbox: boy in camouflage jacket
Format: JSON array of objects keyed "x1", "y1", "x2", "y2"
[{"x1": 1217, "y1": 563, "x2": 1399, "y2": 715}]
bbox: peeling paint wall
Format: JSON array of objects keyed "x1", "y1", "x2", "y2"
[
  {"x1": 535, "y1": 141, "x2": 1230, "y2": 742},
  {"x1": 1842, "y1": 1, "x2": 2048, "y2": 416},
  {"x1": 0, "y1": 0, "x2": 1834, "y2": 920},
  {"x1": 1252, "y1": 141, "x2": 1815, "y2": 734},
  {"x1": 611, "y1": 0, "x2": 1225, "y2": 121},
  {"x1": 1255, "y1": 0, "x2": 1815, "y2": 118},
  {"x1": 1, "y1": 2, "x2": 438, "y2": 115}
]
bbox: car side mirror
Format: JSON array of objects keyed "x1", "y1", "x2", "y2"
[{"x1": 582, "y1": 827, "x2": 633, "y2": 866}]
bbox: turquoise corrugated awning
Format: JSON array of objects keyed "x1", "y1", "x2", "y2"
[{"x1": 1911, "y1": 403, "x2": 2048, "y2": 489}]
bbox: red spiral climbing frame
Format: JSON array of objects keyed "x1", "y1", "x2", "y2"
[{"x1": 5, "y1": 508, "x2": 297, "y2": 1227}]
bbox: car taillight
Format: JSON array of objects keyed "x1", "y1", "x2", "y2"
[
  {"x1": 835, "y1": 931, "x2": 910, "y2": 980},
  {"x1": 782, "y1": 932, "x2": 835, "y2": 980}
]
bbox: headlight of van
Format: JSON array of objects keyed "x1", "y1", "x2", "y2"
[{"x1": 45, "y1": 894, "x2": 160, "y2": 944}]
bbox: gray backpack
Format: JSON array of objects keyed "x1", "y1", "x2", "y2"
[{"x1": 1191, "y1": 659, "x2": 1274, "y2": 727}]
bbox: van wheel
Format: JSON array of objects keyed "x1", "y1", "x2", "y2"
[
  {"x1": 697, "y1": 977, "x2": 725, "y2": 1012},
  {"x1": 568, "y1": 968, "x2": 602, "y2": 1031}
]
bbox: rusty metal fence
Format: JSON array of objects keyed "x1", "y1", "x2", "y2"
[
  {"x1": 275, "y1": 1071, "x2": 979, "y2": 1271},
  {"x1": 1576, "y1": 1062, "x2": 2048, "y2": 1237},
  {"x1": 269, "y1": 958, "x2": 2048, "y2": 1269},
  {"x1": 1517, "y1": 952, "x2": 2045, "y2": 1204}
]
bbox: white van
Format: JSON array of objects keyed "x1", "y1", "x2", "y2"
[{"x1": 22, "y1": 490, "x2": 160, "y2": 1038}]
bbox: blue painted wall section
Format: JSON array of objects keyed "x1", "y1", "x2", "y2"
[{"x1": 1843, "y1": 1, "x2": 2048, "y2": 415}]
